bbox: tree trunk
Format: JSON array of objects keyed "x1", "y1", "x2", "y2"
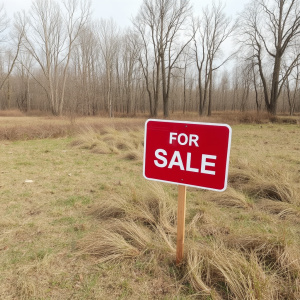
[
  {"x1": 269, "y1": 55, "x2": 282, "y2": 115},
  {"x1": 207, "y1": 65, "x2": 213, "y2": 116}
]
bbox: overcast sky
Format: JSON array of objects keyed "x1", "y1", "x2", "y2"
[{"x1": 3, "y1": 0, "x2": 247, "y2": 27}]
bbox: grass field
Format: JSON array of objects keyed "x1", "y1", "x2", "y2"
[{"x1": 0, "y1": 113, "x2": 299, "y2": 299}]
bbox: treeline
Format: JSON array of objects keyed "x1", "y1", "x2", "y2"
[{"x1": 0, "y1": 0, "x2": 299, "y2": 117}]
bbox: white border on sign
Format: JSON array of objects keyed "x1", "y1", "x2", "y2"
[{"x1": 143, "y1": 119, "x2": 232, "y2": 192}]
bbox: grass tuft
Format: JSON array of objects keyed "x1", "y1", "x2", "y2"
[
  {"x1": 78, "y1": 182, "x2": 177, "y2": 264},
  {"x1": 70, "y1": 126, "x2": 144, "y2": 161},
  {"x1": 185, "y1": 242, "x2": 276, "y2": 300},
  {"x1": 257, "y1": 199, "x2": 300, "y2": 221},
  {"x1": 122, "y1": 150, "x2": 143, "y2": 161},
  {"x1": 77, "y1": 227, "x2": 141, "y2": 263},
  {"x1": 246, "y1": 182, "x2": 293, "y2": 203},
  {"x1": 207, "y1": 187, "x2": 252, "y2": 209},
  {"x1": 229, "y1": 163, "x2": 294, "y2": 203}
]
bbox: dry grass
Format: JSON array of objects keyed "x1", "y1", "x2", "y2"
[
  {"x1": 257, "y1": 199, "x2": 300, "y2": 220},
  {"x1": 0, "y1": 109, "x2": 26, "y2": 117},
  {"x1": 186, "y1": 244, "x2": 276, "y2": 300},
  {"x1": 206, "y1": 187, "x2": 252, "y2": 209},
  {"x1": 0, "y1": 110, "x2": 298, "y2": 141},
  {"x1": 229, "y1": 166, "x2": 294, "y2": 203},
  {"x1": 70, "y1": 126, "x2": 144, "y2": 162},
  {"x1": 78, "y1": 182, "x2": 177, "y2": 261},
  {"x1": 77, "y1": 222, "x2": 145, "y2": 263},
  {"x1": 0, "y1": 115, "x2": 146, "y2": 141},
  {"x1": 228, "y1": 154, "x2": 296, "y2": 203},
  {"x1": 75, "y1": 122, "x2": 300, "y2": 299},
  {"x1": 0, "y1": 115, "x2": 300, "y2": 299}
]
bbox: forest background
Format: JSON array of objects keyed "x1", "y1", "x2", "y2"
[{"x1": 0, "y1": 0, "x2": 299, "y2": 118}]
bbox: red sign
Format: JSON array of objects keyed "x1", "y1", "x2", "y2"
[{"x1": 143, "y1": 119, "x2": 232, "y2": 191}]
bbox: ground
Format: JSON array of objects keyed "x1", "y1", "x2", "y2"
[{"x1": 0, "y1": 113, "x2": 299, "y2": 299}]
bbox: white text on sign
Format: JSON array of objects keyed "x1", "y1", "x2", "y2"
[
  {"x1": 169, "y1": 132, "x2": 199, "y2": 147},
  {"x1": 154, "y1": 132, "x2": 217, "y2": 175}
]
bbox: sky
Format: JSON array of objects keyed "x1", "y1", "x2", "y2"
[
  {"x1": 2, "y1": 0, "x2": 248, "y2": 27},
  {"x1": 2, "y1": 0, "x2": 247, "y2": 68}
]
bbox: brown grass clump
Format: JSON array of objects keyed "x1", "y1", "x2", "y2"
[
  {"x1": 246, "y1": 182, "x2": 293, "y2": 203},
  {"x1": 79, "y1": 177, "x2": 300, "y2": 299},
  {"x1": 184, "y1": 232, "x2": 300, "y2": 299},
  {"x1": 122, "y1": 150, "x2": 143, "y2": 161},
  {"x1": 186, "y1": 244, "x2": 276, "y2": 300},
  {"x1": 70, "y1": 126, "x2": 144, "y2": 160},
  {"x1": 257, "y1": 199, "x2": 300, "y2": 220},
  {"x1": 77, "y1": 182, "x2": 177, "y2": 263},
  {"x1": 228, "y1": 169, "x2": 251, "y2": 186},
  {"x1": 223, "y1": 233, "x2": 300, "y2": 278},
  {"x1": 223, "y1": 233, "x2": 285, "y2": 257},
  {"x1": 229, "y1": 163, "x2": 294, "y2": 203},
  {"x1": 131, "y1": 183, "x2": 177, "y2": 234},
  {"x1": 207, "y1": 187, "x2": 252, "y2": 209},
  {"x1": 186, "y1": 210, "x2": 231, "y2": 239},
  {"x1": 70, "y1": 126, "x2": 113, "y2": 154},
  {"x1": 89, "y1": 183, "x2": 176, "y2": 233},
  {"x1": 222, "y1": 234, "x2": 300, "y2": 298},
  {"x1": 77, "y1": 221, "x2": 150, "y2": 263},
  {"x1": 89, "y1": 194, "x2": 128, "y2": 220},
  {"x1": 108, "y1": 220, "x2": 153, "y2": 250}
]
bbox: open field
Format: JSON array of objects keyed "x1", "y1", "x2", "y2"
[{"x1": 0, "y1": 113, "x2": 300, "y2": 299}]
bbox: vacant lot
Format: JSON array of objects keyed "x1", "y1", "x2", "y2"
[{"x1": 0, "y1": 115, "x2": 299, "y2": 299}]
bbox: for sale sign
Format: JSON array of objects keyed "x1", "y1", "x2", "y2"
[{"x1": 143, "y1": 119, "x2": 232, "y2": 191}]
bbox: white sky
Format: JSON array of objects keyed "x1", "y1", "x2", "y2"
[
  {"x1": 2, "y1": 0, "x2": 247, "y2": 27},
  {"x1": 2, "y1": 0, "x2": 247, "y2": 69}
]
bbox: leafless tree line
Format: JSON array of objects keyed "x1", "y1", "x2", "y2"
[{"x1": 0, "y1": 0, "x2": 299, "y2": 117}]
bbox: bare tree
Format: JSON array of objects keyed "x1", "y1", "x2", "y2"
[
  {"x1": 134, "y1": 0, "x2": 193, "y2": 118},
  {"x1": 133, "y1": 3, "x2": 162, "y2": 117},
  {"x1": 15, "y1": 52, "x2": 33, "y2": 112},
  {"x1": 72, "y1": 23, "x2": 100, "y2": 115},
  {"x1": 96, "y1": 18, "x2": 119, "y2": 118},
  {"x1": 193, "y1": 1, "x2": 236, "y2": 116},
  {"x1": 240, "y1": 0, "x2": 300, "y2": 115},
  {"x1": 0, "y1": 5, "x2": 24, "y2": 96},
  {"x1": 239, "y1": 65, "x2": 252, "y2": 112},
  {"x1": 18, "y1": 0, "x2": 90, "y2": 115},
  {"x1": 121, "y1": 30, "x2": 140, "y2": 115},
  {"x1": 284, "y1": 61, "x2": 299, "y2": 115},
  {"x1": 157, "y1": 0, "x2": 193, "y2": 117},
  {"x1": 181, "y1": 47, "x2": 193, "y2": 114},
  {"x1": 218, "y1": 70, "x2": 230, "y2": 111}
]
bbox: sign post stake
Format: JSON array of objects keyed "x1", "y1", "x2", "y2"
[
  {"x1": 176, "y1": 184, "x2": 187, "y2": 265},
  {"x1": 143, "y1": 119, "x2": 232, "y2": 265}
]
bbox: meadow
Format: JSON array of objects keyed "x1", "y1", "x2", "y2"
[{"x1": 0, "y1": 112, "x2": 299, "y2": 299}]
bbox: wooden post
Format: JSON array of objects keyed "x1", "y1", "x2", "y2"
[{"x1": 176, "y1": 184, "x2": 186, "y2": 265}]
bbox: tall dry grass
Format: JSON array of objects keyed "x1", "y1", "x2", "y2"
[
  {"x1": 229, "y1": 160, "x2": 294, "y2": 203},
  {"x1": 77, "y1": 182, "x2": 177, "y2": 262},
  {"x1": 75, "y1": 122, "x2": 300, "y2": 299},
  {"x1": 78, "y1": 179, "x2": 300, "y2": 299},
  {"x1": 70, "y1": 125, "x2": 145, "y2": 161},
  {"x1": 1, "y1": 114, "x2": 299, "y2": 298},
  {"x1": 0, "y1": 110, "x2": 298, "y2": 141},
  {"x1": 0, "y1": 116, "x2": 146, "y2": 141}
]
